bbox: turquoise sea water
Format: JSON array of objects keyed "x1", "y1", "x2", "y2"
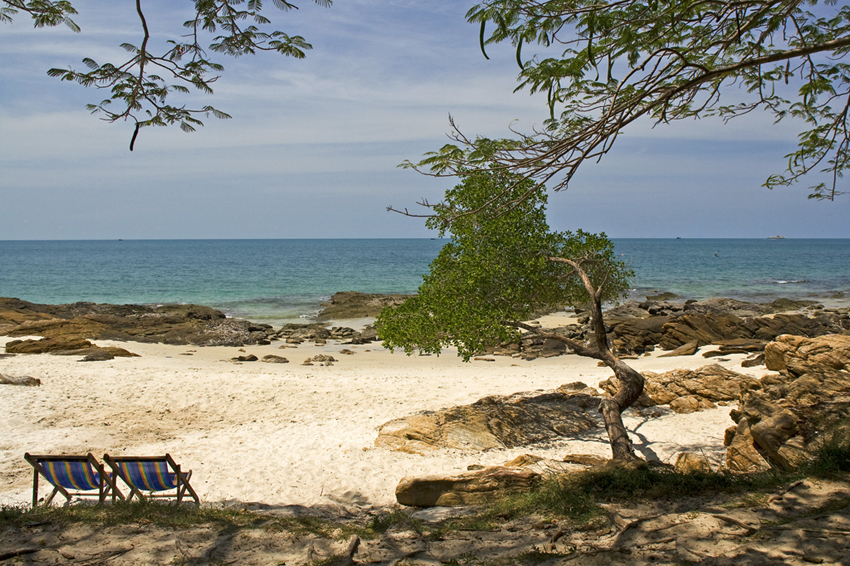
[{"x1": 1, "y1": 239, "x2": 849, "y2": 325}]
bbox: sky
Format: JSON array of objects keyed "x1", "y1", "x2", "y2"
[{"x1": 1, "y1": 0, "x2": 848, "y2": 239}]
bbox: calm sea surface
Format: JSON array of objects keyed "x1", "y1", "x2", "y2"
[{"x1": 1, "y1": 239, "x2": 849, "y2": 325}]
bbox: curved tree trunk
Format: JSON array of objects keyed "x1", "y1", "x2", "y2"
[
  {"x1": 588, "y1": 295, "x2": 645, "y2": 461},
  {"x1": 547, "y1": 255, "x2": 646, "y2": 461}
]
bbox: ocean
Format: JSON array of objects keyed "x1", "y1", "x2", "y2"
[{"x1": 2, "y1": 239, "x2": 849, "y2": 325}]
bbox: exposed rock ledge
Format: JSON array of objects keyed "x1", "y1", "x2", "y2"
[
  {"x1": 375, "y1": 383, "x2": 602, "y2": 454},
  {"x1": 0, "y1": 297, "x2": 274, "y2": 347},
  {"x1": 316, "y1": 291, "x2": 412, "y2": 320}
]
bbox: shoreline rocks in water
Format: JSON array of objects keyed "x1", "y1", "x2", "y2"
[
  {"x1": 315, "y1": 291, "x2": 413, "y2": 320},
  {"x1": 3, "y1": 294, "x2": 848, "y2": 359}
]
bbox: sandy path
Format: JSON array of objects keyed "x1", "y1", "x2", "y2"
[{"x1": 0, "y1": 325, "x2": 768, "y2": 509}]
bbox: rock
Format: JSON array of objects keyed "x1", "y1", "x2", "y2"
[
  {"x1": 599, "y1": 364, "x2": 760, "y2": 410},
  {"x1": 645, "y1": 292, "x2": 679, "y2": 301},
  {"x1": 674, "y1": 452, "x2": 712, "y2": 474},
  {"x1": 6, "y1": 337, "x2": 94, "y2": 354},
  {"x1": 658, "y1": 339, "x2": 700, "y2": 357},
  {"x1": 54, "y1": 346, "x2": 138, "y2": 360},
  {"x1": 724, "y1": 335, "x2": 850, "y2": 471},
  {"x1": 376, "y1": 390, "x2": 598, "y2": 454},
  {"x1": 603, "y1": 299, "x2": 845, "y2": 356},
  {"x1": 396, "y1": 466, "x2": 540, "y2": 507},
  {"x1": 726, "y1": 418, "x2": 772, "y2": 473},
  {"x1": 742, "y1": 353, "x2": 765, "y2": 368},
  {"x1": 561, "y1": 454, "x2": 609, "y2": 467},
  {"x1": 608, "y1": 315, "x2": 671, "y2": 355},
  {"x1": 776, "y1": 437, "x2": 812, "y2": 469},
  {"x1": 79, "y1": 349, "x2": 117, "y2": 362},
  {"x1": 0, "y1": 298, "x2": 275, "y2": 347},
  {"x1": 261, "y1": 355, "x2": 289, "y2": 363},
  {"x1": 4, "y1": 338, "x2": 138, "y2": 361},
  {"x1": 724, "y1": 426, "x2": 737, "y2": 446},
  {"x1": 0, "y1": 373, "x2": 41, "y2": 386},
  {"x1": 316, "y1": 291, "x2": 412, "y2": 320},
  {"x1": 670, "y1": 395, "x2": 715, "y2": 414},
  {"x1": 750, "y1": 410, "x2": 799, "y2": 468},
  {"x1": 659, "y1": 313, "x2": 751, "y2": 349},
  {"x1": 764, "y1": 334, "x2": 850, "y2": 376}
]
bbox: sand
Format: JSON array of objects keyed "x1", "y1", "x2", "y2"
[{"x1": 0, "y1": 316, "x2": 771, "y2": 510}]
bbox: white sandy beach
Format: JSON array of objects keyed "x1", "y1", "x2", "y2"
[{"x1": 0, "y1": 314, "x2": 772, "y2": 511}]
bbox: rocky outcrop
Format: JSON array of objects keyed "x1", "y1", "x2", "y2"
[
  {"x1": 0, "y1": 298, "x2": 275, "y2": 347},
  {"x1": 724, "y1": 334, "x2": 850, "y2": 471},
  {"x1": 4, "y1": 337, "x2": 138, "y2": 361},
  {"x1": 5, "y1": 336, "x2": 94, "y2": 354},
  {"x1": 316, "y1": 291, "x2": 412, "y2": 320},
  {"x1": 764, "y1": 334, "x2": 850, "y2": 375},
  {"x1": 604, "y1": 299, "x2": 849, "y2": 356},
  {"x1": 375, "y1": 386, "x2": 600, "y2": 454},
  {"x1": 599, "y1": 364, "x2": 761, "y2": 414},
  {"x1": 658, "y1": 312, "x2": 836, "y2": 351}
]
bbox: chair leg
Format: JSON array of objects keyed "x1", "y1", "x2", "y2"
[
  {"x1": 44, "y1": 487, "x2": 60, "y2": 506},
  {"x1": 32, "y1": 469, "x2": 38, "y2": 509}
]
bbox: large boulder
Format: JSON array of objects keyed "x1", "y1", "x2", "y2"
[
  {"x1": 375, "y1": 388, "x2": 599, "y2": 454},
  {"x1": 764, "y1": 334, "x2": 850, "y2": 376}
]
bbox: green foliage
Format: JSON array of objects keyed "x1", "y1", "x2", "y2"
[
  {"x1": 405, "y1": 1, "x2": 850, "y2": 200},
  {"x1": 3, "y1": 1, "x2": 332, "y2": 148},
  {"x1": 0, "y1": 1, "x2": 79, "y2": 30},
  {"x1": 807, "y1": 420, "x2": 850, "y2": 475},
  {"x1": 376, "y1": 169, "x2": 631, "y2": 361}
]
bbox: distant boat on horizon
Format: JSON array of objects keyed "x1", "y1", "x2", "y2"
[{"x1": 768, "y1": 235, "x2": 786, "y2": 239}]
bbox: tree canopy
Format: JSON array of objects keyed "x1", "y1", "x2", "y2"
[
  {"x1": 376, "y1": 169, "x2": 632, "y2": 362},
  {"x1": 403, "y1": 0, "x2": 850, "y2": 205},
  {"x1": 377, "y1": 169, "x2": 646, "y2": 459},
  {"x1": 1, "y1": 0, "x2": 331, "y2": 149}
]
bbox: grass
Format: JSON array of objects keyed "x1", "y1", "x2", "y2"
[{"x1": 476, "y1": 420, "x2": 850, "y2": 526}]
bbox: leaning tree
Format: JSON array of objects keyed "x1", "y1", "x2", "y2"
[
  {"x1": 403, "y1": 0, "x2": 850, "y2": 207},
  {"x1": 376, "y1": 169, "x2": 645, "y2": 461}
]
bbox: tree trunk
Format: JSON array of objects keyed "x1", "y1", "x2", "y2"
[
  {"x1": 588, "y1": 296, "x2": 645, "y2": 461},
  {"x1": 599, "y1": 360, "x2": 645, "y2": 461},
  {"x1": 545, "y1": 255, "x2": 648, "y2": 461}
]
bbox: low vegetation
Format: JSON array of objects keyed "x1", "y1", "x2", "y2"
[{"x1": 2, "y1": 421, "x2": 848, "y2": 547}]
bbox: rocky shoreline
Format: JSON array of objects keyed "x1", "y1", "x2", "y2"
[
  {"x1": 3, "y1": 294, "x2": 849, "y2": 361},
  {"x1": 0, "y1": 295, "x2": 384, "y2": 354}
]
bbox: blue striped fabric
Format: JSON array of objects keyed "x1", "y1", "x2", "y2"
[
  {"x1": 39, "y1": 459, "x2": 101, "y2": 491},
  {"x1": 117, "y1": 461, "x2": 177, "y2": 492}
]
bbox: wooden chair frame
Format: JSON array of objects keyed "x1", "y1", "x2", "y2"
[
  {"x1": 24, "y1": 453, "x2": 124, "y2": 508},
  {"x1": 103, "y1": 453, "x2": 200, "y2": 505}
]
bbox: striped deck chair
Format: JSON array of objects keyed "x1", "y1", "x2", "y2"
[
  {"x1": 24, "y1": 453, "x2": 124, "y2": 508},
  {"x1": 103, "y1": 454, "x2": 199, "y2": 505}
]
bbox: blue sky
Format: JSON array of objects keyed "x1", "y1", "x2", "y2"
[{"x1": 1, "y1": 0, "x2": 848, "y2": 239}]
